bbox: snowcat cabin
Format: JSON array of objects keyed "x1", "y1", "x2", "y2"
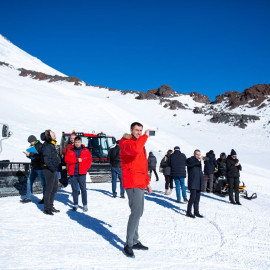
[{"x1": 60, "y1": 132, "x2": 116, "y2": 163}]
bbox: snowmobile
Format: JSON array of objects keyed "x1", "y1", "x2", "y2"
[{"x1": 213, "y1": 174, "x2": 257, "y2": 200}]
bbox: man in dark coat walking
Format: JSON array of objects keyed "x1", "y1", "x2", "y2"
[
  {"x1": 204, "y1": 150, "x2": 217, "y2": 193},
  {"x1": 41, "y1": 130, "x2": 61, "y2": 215},
  {"x1": 148, "y1": 152, "x2": 159, "y2": 181},
  {"x1": 167, "y1": 146, "x2": 187, "y2": 203},
  {"x1": 186, "y1": 149, "x2": 204, "y2": 218},
  {"x1": 20, "y1": 135, "x2": 46, "y2": 204},
  {"x1": 226, "y1": 149, "x2": 242, "y2": 205},
  {"x1": 108, "y1": 140, "x2": 125, "y2": 198}
]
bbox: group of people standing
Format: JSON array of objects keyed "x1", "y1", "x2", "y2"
[
  {"x1": 21, "y1": 131, "x2": 92, "y2": 215},
  {"x1": 20, "y1": 122, "x2": 242, "y2": 259}
]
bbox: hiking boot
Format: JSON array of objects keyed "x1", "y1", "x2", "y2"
[
  {"x1": 183, "y1": 197, "x2": 188, "y2": 202},
  {"x1": 20, "y1": 198, "x2": 31, "y2": 203},
  {"x1": 120, "y1": 195, "x2": 125, "y2": 199},
  {"x1": 186, "y1": 213, "x2": 195, "y2": 218},
  {"x1": 38, "y1": 198, "x2": 44, "y2": 204},
  {"x1": 176, "y1": 200, "x2": 181, "y2": 203},
  {"x1": 83, "y1": 205, "x2": 88, "y2": 212},
  {"x1": 132, "y1": 242, "x2": 148, "y2": 250},
  {"x1": 123, "y1": 245, "x2": 135, "y2": 258},
  {"x1": 195, "y1": 213, "x2": 204, "y2": 218},
  {"x1": 236, "y1": 202, "x2": 242, "y2": 205},
  {"x1": 43, "y1": 210, "x2": 54, "y2": 215},
  {"x1": 52, "y1": 207, "x2": 60, "y2": 213},
  {"x1": 165, "y1": 189, "x2": 169, "y2": 195},
  {"x1": 230, "y1": 201, "x2": 236, "y2": 205},
  {"x1": 113, "y1": 194, "x2": 117, "y2": 198},
  {"x1": 72, "y1": 205, "x2": 78, "y2": 211}
]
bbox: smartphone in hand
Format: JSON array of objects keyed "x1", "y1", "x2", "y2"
[{"x1": 149, "y1": 130, "x2": 156, "y2": 136}]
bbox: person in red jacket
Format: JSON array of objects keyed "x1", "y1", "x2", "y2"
[
  {"x1": 119, "y1": 122, "x2": 152, "y2": 258},
  {"x1": 65, "y1": 136, "x2": 92, "y2": 212}
]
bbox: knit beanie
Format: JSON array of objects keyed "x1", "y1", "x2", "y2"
[
  {"x1": 28, "y1": 135, "x2": 37, "y2": 143},
  {"x1": 230, "y1": 149, "x2": 237, "y2": 156}
]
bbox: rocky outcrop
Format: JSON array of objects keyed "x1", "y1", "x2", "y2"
[
  {"x1": 0, "y1": 61, "x2": 10, "y2": 67},
  {"x1": 161, "y1": 99, "x2": 187, "y2": 110},
  {"x1": 135, "y1": 85, "x2": 179, "y2": 100},
  {"x1": 190, "y1": 92, "x2": 210, "y2": 104},
  {"x1": 213, "y1": 84, "x2": 270, "y2": 109},
  {"x1": 18, "y1": 68, "x2": 84, "y2": 86},
  {"x1": 210, "y1": 112, "x2": 260, "y2": 129}
]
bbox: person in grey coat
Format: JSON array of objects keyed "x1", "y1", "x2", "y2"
[
  {"x1": 160, "y1": 150, "x2": 173, "y2": 195},
  {"x1": 148, "y1": 152, "x2": 159, "y2": 181},
  {"x1": 186, "y1": 149, "x2": 204, "y2": 218}
]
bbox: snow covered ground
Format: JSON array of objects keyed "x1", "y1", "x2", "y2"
[
  {"x1": 1, "y1": 38, "x2": 270, "y2": 269},
  {"x1": 0, "y1": 168, "x2": 270, "y2": 270}
]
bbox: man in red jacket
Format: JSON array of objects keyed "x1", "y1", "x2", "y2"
[
  {"x1": 119, "y1": 122, "x2": 152, "y2": 258},
  {"x1": 65, "y1": 136, "x2": 92, "y2": 212}
]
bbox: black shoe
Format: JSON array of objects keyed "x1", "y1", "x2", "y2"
[
  {"x1": 123, "y1": 245, "x2": 135, "y2": 258},
  {"x1": 20, "y1": 198, "x2": 31, "y2": 203},
  {"x1": 52, "y1": 207, "x2": 60, "y2": 213},
  {"x1": 133, "y1": 242, "x2": 148, "y2": 250},
  {"x1": 38, "y1": 198, "x2": 44, "y2": 204},
  {"x1": 113, "y1": 194, "x2": 117, "y2": 198},
  {"x1": 156, "y1": 179, "x2": 159, "y2": 181},
  {"x1": 176, "y1": 200, "x2": 181, "y2": 203},
  {"x1": 72, "y1": 205, "x2": 78, "y2": 211},
  {"x1": 120, "y1": 195, "x2": 125, "y2": 199},
  {"x1": 236, "y1": 202, "x2": 242, "y2": 205},
  {"x1": 186, "y1": 213, "x2": 195, "y2": 218},
  {"x1": 230, "y1": 201, "x2": 236, "y2": 204},
  {"x1": 195, "y1": 213, "x2": 204, "y2": 218},
  {"x1": 184, "y1": 198, "x2": 188, "y2": 202},
  {"x1": 43, "y1": 210, "x2": 54, "y2": 215}
]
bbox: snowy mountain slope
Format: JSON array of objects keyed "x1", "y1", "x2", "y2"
[
  {"x1": 0, "y1": 37, "x2": 270, "y2": 270},
  {"x1": 0, "y1": 34, "x2": 65, "y2": 76}
]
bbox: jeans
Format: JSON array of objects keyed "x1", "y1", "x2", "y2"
[
  {"x1": 111, "y1": 167, "x2": 124, "y2": 196},
  {"x1": 71, "y1": 174, "x2": 87, "y2": 206},
  {"x1": 174, "y1": 177, "x2": 187, "y2": 201},
  {"x1": 26, "y1": 169, "x2": 46, "y2": 199}
]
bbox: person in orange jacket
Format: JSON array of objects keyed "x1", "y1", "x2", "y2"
[
  {"x1": 65, "y1": 136, "x2": 92, "y2": 212},
  {"x1": 119, "y1": 122, "x2": 152, "y2": 258}
]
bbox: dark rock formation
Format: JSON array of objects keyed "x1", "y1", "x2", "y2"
[
  {"x1": 213, "y1": 84, "x2": 270, "y2": 109},
  {"x1": 0, "y1": 61, "x2": 10, "y2": 67},
  {"x1": 18, "y1": 68, "x2": 84, "y2": 86},
  {"x1": 210, "y1": 113, "x2": 260, "y2": 129},
  {"x1": 190, "y1": 92, "x2": 210, "y2": 104}
]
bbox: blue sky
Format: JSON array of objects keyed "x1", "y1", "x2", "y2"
[{"x1": 0, "y1": 0, "x2": 269, "y2": 100}]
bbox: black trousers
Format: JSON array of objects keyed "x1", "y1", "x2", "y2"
[
  {"x1": 187, "y1": 189, "x2": 201, "y2": 215},
  {"x1": 149, "y1": 168, "x2": 159, "y2": 180},
  {"x1": 228, "y1": 177, "x2": 240, "y2": 203},
  {"x1": 43, "y1": 169, "x2": 58, "y2": 211},
  {"x1": 165, "y1": 175, "x2": 173, "y2": 189}
]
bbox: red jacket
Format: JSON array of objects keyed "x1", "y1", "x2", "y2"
[
  {"x1": 119, "y1": 133, "x2": 150, "y2": 189},
  {"x1": 65, "y1": 145, "x2": 92, "y2": 175}
]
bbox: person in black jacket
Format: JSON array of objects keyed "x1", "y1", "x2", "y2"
[
  {"x1": 226, "y1": 149, "x2": 242, "y2": 205},
  {"x1": 41, "y1": 130, "x2": 61, "y2": 215},
  {"x1": 204, "y1": 150, "x2": 217, "y2": 193},
  {"x1": 148, "y1": 152, "x2": 159, "y2": 181},
  {"x1": 160, "y1": 150, "x2": 173, "y2": 195},
  {"x1": 167, "y1": 146, "x2": 187, "y2": 203},
  {"x1": 186, "y1": 149, "x2": 204, "y2": 218},
  {"x1": 108, "y1": 140, "x2": 125, "y2": 198},
  {"x1": 20, "y1": 135, "x2": 46, "y2": 204},
  {"x1": 216, "y1": 152, "x2": 227, "y2": 177}
]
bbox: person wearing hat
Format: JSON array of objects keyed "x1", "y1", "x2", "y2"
[
  {"x1": 20, "y1": 135, "x2": 46, "y2": 204},
  {"x1": 167, "y1": 146, "x2": 187, "y2": 203},
  {"x1": 107, "y1": 140, "x2": 125, "y2": 198},
  {"x1": 41, "y1": 129, "x2": 61, "y2": 215},
  {"x1": 226, "y1": 149, "x2": 242, "y2": 205}
]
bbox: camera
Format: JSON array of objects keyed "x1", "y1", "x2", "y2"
[{"x1": 149, "y1": 130, "x2": 155, "y2": 136}]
